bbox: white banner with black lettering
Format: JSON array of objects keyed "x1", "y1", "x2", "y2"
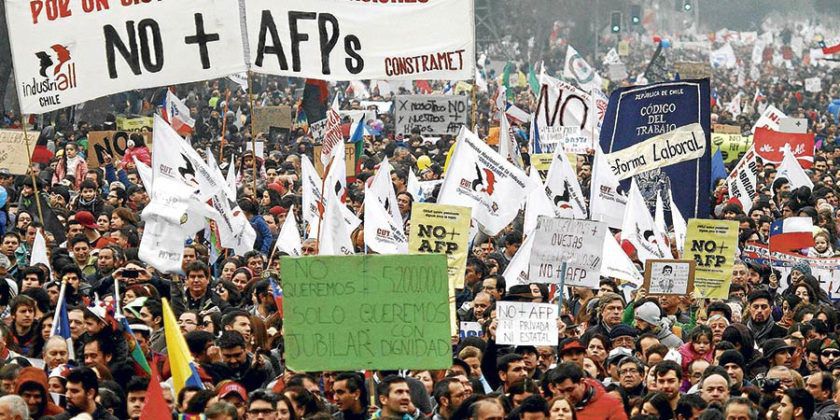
[
  {"x1": 496, "y1": 302, "x2": 558, "y2": 346},
  {"x1": 246, "y1": 0, "x2": 475, "y2": 80},
  {"x1": 603, "y1": 123, "x2": 706, "y2": 181},
  {"x1": 6, "y1": 0, "x2": 247, "y2": 114},
  {"x1": 727, "y1": 147, "x2": 758, "y2": 212},
  {"x1": 528, "y1": 217, "x2": 606, "y2": 289}
]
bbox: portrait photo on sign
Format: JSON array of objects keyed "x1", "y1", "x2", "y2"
[{"x1": 643, "y1": 259, "x2": 695, "y2": 296}]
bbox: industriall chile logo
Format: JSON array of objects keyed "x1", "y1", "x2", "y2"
[
  {"x1": 21, "y1": 44, "x2": 78, "y2": 108},
  {"x1": 458, "y1": 163, "x2": 499, "y2": 213}
]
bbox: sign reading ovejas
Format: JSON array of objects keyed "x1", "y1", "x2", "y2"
[
  {"x1": 6, "y1": 0, "x2": 247, "y2": 114},
  {"x1": 599, "y1": 79, "x2": 711, "y2": 219},
  {"x1": 246, "y1": 0, "x2": 475, "y2": 80},
  {"x1": 604, "y1": 123, "x2": 706, "y2": 180}
]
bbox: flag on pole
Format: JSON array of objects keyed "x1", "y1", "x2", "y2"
[
  {"x1": 119, "y1": 316, "x2": 152, "y2": 375},
  {"x1": 269, "y1": 279, "x2": 284, "y2": 318},
  {"x1": 275, "y1": 205, "x2": 302, "y2": 257},
  {"x1": 162, "y1": 298, "x2": 204, "y2": 394},
  {"x1": 49, "y1": 281, "x2": 75, "y2": 360},
  {"x1": 162, "y1": 90, "x2": 195, "y2": 136},
  {"x1": 711, "y1": 149, "x2": 728, "y2": 187},
  {"x1": 769, "y1": 217, "x2": 815, "y2": 252}
]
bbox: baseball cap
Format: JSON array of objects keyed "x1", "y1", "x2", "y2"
[
  {"x1": 75, "y1": 211, "x2": 97, "y2": 230},
  {"x1": 217, "y1": 381, "x2": 248, "y2": 402},
  {"x1": 558, "y1": 338, "x2": 585, "y2": 355}
]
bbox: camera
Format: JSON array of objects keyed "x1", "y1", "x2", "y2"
[
  {"x1": 122, "y1": 269, "x2": 139, "y2": 279},
  {"x1": 761, "y1": 378, "x2": 781, "y2": 393}
]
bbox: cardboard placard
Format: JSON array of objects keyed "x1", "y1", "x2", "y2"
[
  {"x1": 312, "y1": 143, "x2": 356, "y2": 177},
  {"x1": 281, "y1": 254, "x2": 451, "y2": 371},
  {"x1": 643, "y1": 259, "x2": 696, "y2": 296},
  {"x1": 529, "y1": 217, "x2": 606, "y2": 288},
  {"x1": 0, "y1": 131, "x2": 36, "y2": 175},
  {"x1": 116, "y1": 116, "x2": 154, "y2": 131},
  {"x1": 86, "y1": 131, "x2": 153, "y2": 169},
  {"x1": 496, "y1": 302, "x2": 558, "y2": 346},
  {"x1": 252, "y1": 106, "x2": 292, "y2": 135}
]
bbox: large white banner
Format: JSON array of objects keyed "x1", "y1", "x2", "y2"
[
  {"x1": 6, "y1": 0, "x2": 247, "y2": 114},
  {"x1": 246, "y1": 0, "x2": 475, "y2": 80}
]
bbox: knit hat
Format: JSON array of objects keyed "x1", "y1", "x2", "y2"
[
  {"x1": 791, "y1": 261, "x2": 812, "y2": 277},
  {"x1": 609, "y1": 324, "x2": 640, "y2": 341},
  {"x1": 634, "y1": 302, "x2": 661, "y2": 325},
  {"x1": 718, "y1": 349, "x2": 746, "y2": 371}
]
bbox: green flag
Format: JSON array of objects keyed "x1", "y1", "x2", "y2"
[
  {"x1": 527, "y1": 64, "x2": 540, "y2": 95},
  {"x1": 502, "y1": 62, "x2": 515, "y2": 100}
]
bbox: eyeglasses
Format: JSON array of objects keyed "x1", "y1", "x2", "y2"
[{"x1": 619, "y1": 368, "x2": 640, "y2": 376}]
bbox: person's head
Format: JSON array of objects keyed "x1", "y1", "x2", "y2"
[
  {"x1": 333, "y1": 372, "x2": 364, "y2": 413},
  {"x1": 10, "y1": 295, "x2": 36, "y2": 330},
  {"x1": 653, "y1": 360, "x2": 682, "y2": 401},
  {"x1": 550, "y1": 362, "x2": 586, "y2": 405},
  {"x1": 434, "y1": 377, "x2": 467, "y2": 417},
  {"x1": 221, "y1": 309, "x2": 253, "y2": 344},
  {"x1": 722, "y1": 397, "x2": 756, "y2": 420},
  {"x1": 184, "y1": 261, "x2": 211, "y2": 297},
  {"x1": 700, "y1": 371, "x2": 730, "y2": 406},
  {"x1": 516, "y1": 395, "x2": 548, "y2": 420},
  {"x1": 547, "y1": 396, "x2": 573, "y2": 420},
  {"x1": 707, "y1": 313, "x2": 730, "y2": 344},
  {"x1": 617, "y1": 356, "x2": 644, "y2": 390},
  {"x1": 687, "y1": 359, "x2": 711, "y2": 387},
  {"x1": 718, "y1": 349, "x2": 746, "y2": 385},
  {"x1": 598, "y1": 293, "x2": 624, "y2": 326},
  {"x1": 675, "y1": 394, "x2": 708, "y2": 420},
  {"x1": 83, "y1": 336, "x2": 114, "y2": 367},
  {"x1": 747, "y1": 290, "x2": 773, "y2": 323},
  {"x1": 125, "y1": 376, "x2": 149, "y2": 420},
  {"x1": 43, "y1": 335, "x2": 70, "y2": 369},
  {"x1": 468, "y1": 397, "x2": 505, "y2": 420},
  {"x1": 0, "y1": 395, "x2": 28, "y2": 420},
  {"x1": 498, "y1": 353, "x2": 527, "y2": 389},
  {"x1": 376, "y1": 376, "x2": 411, "y2": 417},
  {"x1": 65, "y1": 367, "x2": 98, "y2": 413},
  {"x1": 641, "y1": 392, "x2": 675, "y2": 419},
  {"x1": 248, "y1": 390, "x2": 279, "y2": 420},
  {"x1": 805, "y1": 371, "x2": 834, "y2": 403},
  {"x1": 689, "y1": 325, "x2": 713, "y2": 355},
  {"x1": 780, "y1": 388, "x2": 814, "y2": 420},
  {"x1": 217, "y1": 331, "x2": 248, "y2": 370}
]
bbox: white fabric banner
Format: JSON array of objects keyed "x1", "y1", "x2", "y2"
[
  {"x1": 246, "y1": 0, "x2": 475, "y2": 80},
  {"x1": 600, "y1": 234, "x2": 643, "y2": 286},
  {"x1": 523, "y1": 168, "x2": 557, "y2": 236},
  {"x1": 752, "y1": 105, "x2": 786, "y2": 133},
  {"x1": 775, "y1": 146, "x2": 814, "y2": 196},
  {"x1": 503, "y1": 232, "x2": 534, "y2": 290},
  {"x1": 438, "y1": 127, "x2": 536, "y2": 236},
  {"x1": 589, "y1": 145, "x2": 627, "y2": 230},
  {"x1": 603, "y1": 123, "x2": 707, "y2": 181},
  {"x1": 621, "y1": 179, "x2": 668, "y2": 263},
  {"x1": 710, "y1": 43, "x2": 737, "y2": 68},
  {"x1": 727, "y1": 147, "x2": 758, "y2": 212},
  {"x1": 367, "y1": 157, "x2": 402, "y2": 224},
  {"x1": 544, "y1": 147, "x2": 587, "y2": 219},
  {"x1": 275, "y1": 205, "x2": 302, "y2": 257},
  {"x1": 6, "y1": 0, "x2": 247, "y2": 114}
]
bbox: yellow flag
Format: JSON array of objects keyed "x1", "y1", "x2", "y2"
[{"x1": 162, "y1": 298, "x2": 203, "y2": 394}]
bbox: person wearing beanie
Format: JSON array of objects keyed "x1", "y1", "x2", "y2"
[
  {"x1": 633, "y1": 301, "x2": 684, "y2": 350},
  {"x1": 718, "y1": 349, "x2": 752, "y2": 392},
  {"x1": 746, "y1": 290, "x2": 787, "y2": 346},
  {"x1": 608, "y1": 324, "x2": 639, "y2": 351}
]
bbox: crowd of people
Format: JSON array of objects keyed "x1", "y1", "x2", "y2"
[{"x1": 0, "y1": 9, "x2": 838, "y2": 420}]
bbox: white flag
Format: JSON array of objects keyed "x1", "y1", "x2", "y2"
[
  {"x1": 318, "y1": 185, "x2": 355, "y2": 256},
  {"x1": 503, "y1": 232, "x2": 535, "y2": 290},
  {"x1": 363, "y1": 195, "x2": 408, "y2": 255},
  {"x1": 589, "y1": 145, "x2": 626, "y2": 229},
  {"x1": 655, "y1": 191, "x2": 668, "y2": 240},
  {"x1": 438, "y1": 127, "x2": 536, "y2": 235},
  {"x1": 368, "y1": 157, "x2": 402, "y2": 224},
  {"x1": 726, "y1": 92, "x2": 743, "y2": 117},
  {"x1": 669, "y1": 190, "x2": 687, "y2": 255},
  {"x1": 30, "y1": 229, "x2": 50, "y2": 271},
  {"x1": 775, "y1": 145, "x2": 814, "y2": 196},
  {"x1": 563, "y1": 45, "x2": 603, "y2": 93},
  {"x1": 524, "y1": 167, "x2": 557, "y2": 235},
  {"x1": 275, "y1": 205, "x2": 302, "y2": 257},
  {"x1": 323, "y1": 142, "x2": 347, "y2": 205},
  {"x1": 497, "y1": 110, "x2": 523, "y2": 168},
  {"x1": 621, "y1": 179, "x2": 667, "y2": 263},
  {"x1": 133, "y1": 157, "x2": 153, "y2": 191},
  {"x1": 544, "y1": 148, "x2": 587, "y2": 219},
  {"x1": 301, "y1": 155, "x2": 324, "y2": 230},
  {"x1": 348, "y1": 80, "x2": 370, "y2": 99},
  {"x1": 407, "y1": 169, "x2": 422, "y2": 202},
  {"x1": 226, "y1": 160, "x2": 237, "y2": 199},
  {"x1": 727, "y1": 147, "x2": 757, "y2": 212},
  {"x1": 600, "y1": 234, "x2": 643, "y2": 286}
]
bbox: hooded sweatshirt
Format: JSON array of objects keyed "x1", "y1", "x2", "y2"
[{"x1": 15, "y1": 367, "x2": 64, "y2": 417}]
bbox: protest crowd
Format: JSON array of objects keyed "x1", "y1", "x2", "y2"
[{"x1": 1, "y1": 1, "x2": 840, "y2": 420}]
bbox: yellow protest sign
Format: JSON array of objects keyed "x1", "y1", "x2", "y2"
[
  {"x1": 711, "y1": 133, "x2": 753, "y2": 163},
  {"x1": 618, "y1": 41, "x2": 630, "y2": 57},
  {"x1": 683, "y1": 219, "x2": 738, "y2": 299},
  {"x1": 0, "y1": 131, "x2": 35, "y2": 175},
  {"x1": 531, "y1": 153, "x2": 576, "y2": 181},
  {"x1": 116, "y1": 116, "x2": 154, "y2": 131}
]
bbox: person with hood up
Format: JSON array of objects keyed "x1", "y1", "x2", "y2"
[
  {"x1": 15, "y1": 366, "x2": 64, "y2": 418},
  {"x1": 633, "y1": 301, "x2": 684, "y2": 350}
]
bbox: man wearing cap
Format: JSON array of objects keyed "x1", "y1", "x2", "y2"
[
  {"x1": 581, "y1": 292, "x2": 625, "y2": 343},
  {"x1": 634, "y1": 301, "x2": 683, "y2": 349},
  {"x1": 558, "y1": 338, "x2": 586, "y2": 368},
  {"x1": 70, "y1": 211, "x2": 110, "y2": 249},
  {"x1": 217, "y1": 380, "x2": 249, "y2": 419},
  {"x1": 609, "y1": 324, "x2": 639, "y2": 351},
  {"x1": 718, "y1": 349, "x2": 752, "y2": 393},
  {"x1": 747, "y1": 290, "x2": 787, "y2": 345}
]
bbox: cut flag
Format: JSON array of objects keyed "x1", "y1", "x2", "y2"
[
  {"x1": 275, "y1": 205, "x2": 302, "y2": 257},
  {"x1": 769, "y1": 217, "x2": 814, "y2": 252},
  {"x1": 711, "y1": 149, "x2": 727, "y2": 187},
  {"x1": 49, "y1": 281, "x2": 75, "y2": 360},
  {"x1": 162, "y1": 298, "x2": 204, "y2": 394},
  {"x1": 162, "y1": 90, "x2": 195, "y2": 136},
  {"x1": 269, "y1": 279, "x2": 284, "y2": 318}
]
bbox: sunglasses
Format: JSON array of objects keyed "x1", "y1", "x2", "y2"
[{"x1": 823, "y1": 350, "x2": 840, "y2": 357}]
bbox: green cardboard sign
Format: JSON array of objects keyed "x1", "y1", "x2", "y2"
[{"x1": 281, "y1": 254, "x2": 452, "y2": 371}]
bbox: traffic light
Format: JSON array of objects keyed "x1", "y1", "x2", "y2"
[
  {"x1": 630, "y1": 5, "x2": 641, "y2": 25},
  {"x1": 683, "y1": 0, "x2": 693, "y2": 11},
  {"x1": 611, "y1": 11, "x2": 622, "y2": 33}
]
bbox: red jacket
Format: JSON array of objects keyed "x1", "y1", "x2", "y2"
[{"x1": 575, "y1": 378, "x2": 628, "y2": 420}]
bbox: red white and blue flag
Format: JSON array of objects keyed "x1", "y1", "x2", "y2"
[
  {"x1": 269, "y1": 279, "x2": 284, "y2": 318},
  {"x1": 769, "y1": 217, "x2": 814, "y2": 252},
  {"x1": 820, "y1": 38, "x2": 840, "y2": 56},
  {"x1": 162, "y1": 90, "x2": 195, "y2": 136}
]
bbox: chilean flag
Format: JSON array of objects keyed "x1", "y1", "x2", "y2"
[
  {"x1": 269, "y1": 278, "x2": 284, "y2": 318},
  {"x1": 820, "y1": 37, "x2": 840, "y2": 56},
  {"x1": 769, "y1": 217, "x2": 814, "y2": 252},
  {"x1": 162, "y1": 90, "x2": 195, "y2": 136}
]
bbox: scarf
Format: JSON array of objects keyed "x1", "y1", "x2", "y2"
[{"x1": 747, "y1": 317, "x2": 775, "y2": 342}]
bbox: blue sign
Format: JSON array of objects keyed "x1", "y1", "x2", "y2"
[{"x1": 599, "y1": 79, "x2": 711, "y2": 219}]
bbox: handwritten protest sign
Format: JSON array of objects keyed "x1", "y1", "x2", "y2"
[
  {"x1": 0, "y1": 131, "x2": 35, "y2": 175},
  {"x1": 6, "y1": 0, "x2": 247, "y2": 114},
  {"x1": 643, "y1": 259, "x2": 695, "y2": 296},
  {"x1": 253, "y1": 106, "x2": 292, "y2": 135},
  {"x1": 86, "y1": 131, "x2": 153, "y2": 169},
  {"x1": 312, "y1": 144, "x2": 356, "y2": 177},
  {"x1": 711, "y1": 133, "x2": 753, "y2": 163},
  {"x1": 684, "y1": 219, "x2": 738, "y2": 299},
  {"x1": 409, "y1": 203, "x2": 472, "y2": 289},
  {"x1": 713, "y1": 124, "x2": 741, "y2": 134},
  {"x1": 529, "y1": 217, "x2": 606, "y2": 288},
  {"x1": 116, "y1": 116, "x2": 154, "y2": 131},
  {"x1": 740, "y1": 242, "x2": 840, "y2": 299},
  {"x1": 395, "y1": 95, "x2": 467, "y2": 136},
  {"x1": 246, "y1": 0, "x2": 474, "y2": 81},
  {"x1": 281, "y1": 254, "x2": 451, "y2": 371},
  {"x1": 496, "y1": 302, "x2": 558, "y2": 346}
]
